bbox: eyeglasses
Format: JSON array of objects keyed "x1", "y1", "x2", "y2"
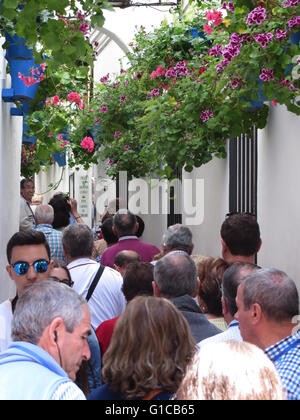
[
  {"x1": 10, "y1": 259, "x2": 49, "y2": 276},
  {"x1": 49, "y1": 276, "x2": 74, "y2": 288}
]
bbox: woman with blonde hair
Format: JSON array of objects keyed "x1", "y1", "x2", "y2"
[
  {"x1": 88, "y1": 296, "x2": 196, "y2": 400},
  {"x1": 176, "y1": 341, "x2": 285, "y2": 400}
]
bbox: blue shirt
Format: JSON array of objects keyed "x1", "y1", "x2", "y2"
[
  {"x1": 264, "y1": 331, "x2": 300, "y2": 400},
  {"x1": 35, "y1": 224, "x2": 67, "y2": 263},
  {"x1": 0, "y1": 342, "x2": 85, "y2": 400}
]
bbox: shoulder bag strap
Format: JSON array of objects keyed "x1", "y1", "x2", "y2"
[
  {"x1": 142, "y1": 389, "x2": 164, "y2": 400},
  {"x1": 86, "y1": 265, "x2": 105, "y2": 302}
]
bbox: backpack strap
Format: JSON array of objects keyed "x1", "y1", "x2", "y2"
[
  {"x1": 142, "y1": 389, "x2": 164, "y2": 400},
  {"x1": 86, "y1": 265, "x2": 105, "y2": 302}
]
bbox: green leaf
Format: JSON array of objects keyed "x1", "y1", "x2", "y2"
[{"x1": 91, "y1": 13, "x2": 105, "y2": 29}]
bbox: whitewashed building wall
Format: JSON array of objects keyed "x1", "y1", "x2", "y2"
[{"x1": 0, "y1": 40, "x2": 23, "y2": 302}]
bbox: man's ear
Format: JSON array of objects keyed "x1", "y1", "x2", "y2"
[
  {"x1": 152, "y1": 281, "x2": 160, "y2": 297},
  {"x1": 250, "y1": 303, "x2": 262, "y2": 325},
  {"x1": 48, "y1": 259, "x2": 54, "y2": 272},
  {"x1": 221, "y1": 238, "x2": 228, "y2": 258},
  {"x1": 221, "y1": 296, "x2": 228, "y2": 316},
  {"x1": 6, "y1": 265, "x2": 13, "y2": 279},
  {"x1": 112, "y1": 226, "x2": 118, "y2": 237}
]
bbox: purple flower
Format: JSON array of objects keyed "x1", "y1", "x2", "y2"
[
  {"x1": 288, "y1": 16, "x2": 300, "y2": 28},
  {"x1": 200, "y1": 110, "x2": 214, "y2": 122},
  {"x1": 222, "y1": 1, "x2": 235, "y2": 12},
  {"x1": 246, "y1": 6, "x2": 266, "y2": 25},
  {"x1": 79, "y1": 23, "x2": 89, "y2": 35},
  {"x1": 151, "y1": 88, "x2": 160, "y2": 96},
  {"x1": 120, "y1": 96, "x2": 126, "y2": 102},
  {"x1": 259, "y1": 68, "x2": 274, "y2": 82},
  {"x1": 283, "y1": 0, "x2": 299, "y2": 7},
  {"x1": 254, "y1": 33, "x2": 273, "y2": 48},
  {"x1": 228, "y1": 2, "x2": 235, "y2": 12},
  {"x1": 275, "y1": 29, "x2": 287, "y2": 39},
  {"x1": 108, "y1": 159, "x2": 114, "y2": 166},
  {"x1": 165, "y1": 69, "x2": 177, "y2": 78},
  {"x1": 99, "y1": 105, "x2": 108, "y2": 113},
  {"x1": 114, "y1": 131, "x2": 123, "y2": 139},
  {"x1": 208, "y1": 44, "x2": 223, "y2": 57},
  {"x1": 124, "y1": 145, "x2": 131, "y2": 150},
  {"x1": 100, "y1": 73, "x2": 110, "y2": 83}
]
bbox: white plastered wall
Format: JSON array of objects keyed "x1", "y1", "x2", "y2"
[
  {"x1": 257, "y1": 104, "x2": 300, "y2": 293},
  {"x1": 0, "y1": 39, "x2": 23, "y2": 302}
]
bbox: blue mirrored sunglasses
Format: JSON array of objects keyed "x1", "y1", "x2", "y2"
[{"x1": 11, "y1": 259, "x2": 49, "y2": 276}]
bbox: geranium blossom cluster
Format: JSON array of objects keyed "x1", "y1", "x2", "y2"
[
  {"x1": 67, "y1": 92, "x2": 82, "y2": 105},
  {"x1": 203, "y1": 9, "x2": 223, "y2": 34},
  {"x1": 259, "y1": 68, "x2": 274, "y2": 82},
  {"x1": 200, "y1": 110, "x2": 214, "y2": 122},
  {"x1": 80, "y1": 136, "x2": 94, "y2": 153},
  {"x1": 221, "y1": 1, "x2": 235, "y2": 12},
  {"x1": 246, "y1": 6, "x2": 266, "y2": 25},
  {"x1": 216, "y1": 33, "x2": 243, "y2": 73},
  {"x1": 77, "y1": 10, "x2": 90, "y2": 35},
  {"x1": 283, "y1": 0, "x2": 299, "y2": 8},
  {"x1": 18, "y1": 63, "x2": 46, "y2": 87},
  {"x1": 254, "y1": 33, "x2": 273, "y2": 48},
  {"x1": 288, "y1": 16, "x2": 300, "y2": 28}
]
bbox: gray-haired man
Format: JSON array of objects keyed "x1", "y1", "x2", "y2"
[{"x1": 0, "y1": 281, "x2": 91, "y2": 400}]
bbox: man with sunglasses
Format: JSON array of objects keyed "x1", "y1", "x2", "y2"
[{"x1": 0, "y1": 230, "x2": 54, "y2": 352}]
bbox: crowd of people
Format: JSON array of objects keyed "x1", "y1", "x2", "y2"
[{"x1": 0, "y1": 178, "x2": 298, "y2": 400}]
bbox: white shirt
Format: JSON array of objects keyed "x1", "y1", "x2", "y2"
[
  {"x1": 19, "y1": 195, "x2": 35, "y2": 231},
  {"x1": 68, "y1": 258, "x2": 126, "y2": 330},
  {"x1": 197, "y1": 320, "x2": 242, "y2": 349},
  {"x1": 0, "y1": 299, "x2": 13, "y2": 352}
]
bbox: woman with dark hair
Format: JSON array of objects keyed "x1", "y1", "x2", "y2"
[
  {"x1": 48, "y1": 194, "x2": 83, "y2": 231},
  {"x1": 89, "y1": 296, "x2": 196, "y2": 400}
]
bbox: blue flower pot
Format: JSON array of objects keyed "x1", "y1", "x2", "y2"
[
  {"x1": 2, "y1": 32, "x2": 41, "y2": 102},
  {"x1": 52, "y1": 152, "x2": 66, "y2": 167},
  {"x1": 4, "y1": 32, "x2": 33, "y2": 60}
]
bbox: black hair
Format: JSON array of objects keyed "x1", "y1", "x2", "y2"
[
  {"x1": 7, "y1": 230, "x2": 51, "y2": 264},
  {"x1": 48, "y1": 194, "x2": 71, "y2": 230}
]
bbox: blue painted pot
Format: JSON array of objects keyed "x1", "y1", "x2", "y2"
[{"x1": 52, "y1": 152, "x2": 66, "y2": 167}]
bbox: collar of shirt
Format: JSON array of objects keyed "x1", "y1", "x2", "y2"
[
  {"x1": 36, "y1": 224, "x2": 53, "y2": 229},
  {"x1": 118, "y1": 236, "x2": 138, "y2": 241},
  {"x1": 68, "y1": 258, "x2": 98, "y2": 270},
  {"x1": 264, "y1": 331, "x2": 300, "y2": 363}
]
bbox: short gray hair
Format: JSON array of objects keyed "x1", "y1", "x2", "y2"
[
  {"x1": 113, "y1": 210, "x2": 137, "y2": 237},
  {"x1": 35, "y1": 204, "x2": 54, "y2": 225},
  {"x1": 12, "y1": 280, "x2": 88, "y2": 344},
  {"x1": 242, "y1": 268, "x2": 299, "y2": 322},
  {"x1": 154, "y1": 251, "x2": 197, "y2": 297},
  {"x1": 162, "y1": 224, "x2": 193, "y2": 254},
  {"x1": 62, "y1": 224, "x2": 94, "y2": 258}
]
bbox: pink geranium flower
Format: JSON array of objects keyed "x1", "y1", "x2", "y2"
[{"x1": 80, "y1": 136, "x2": 95, "y2": 153}]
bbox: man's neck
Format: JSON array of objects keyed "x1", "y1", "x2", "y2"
[
  {"x1": 255, "y1": 321, "x2": 295, "y2": 350},
  {"x1": 66, "y1": 255, "x2": 92, "y2": 264},
  {"x1": 224, "y1": 254, "x2": 255, "y2": 264}
]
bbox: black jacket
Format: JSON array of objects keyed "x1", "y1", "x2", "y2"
[{"x1": 170, "y1": 294, "x2": 222, "y2": 343}]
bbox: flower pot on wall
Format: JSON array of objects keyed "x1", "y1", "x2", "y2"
[
  {"x1": 52, "y1": 152, "x2": 66, "y2": 167},
  {"x1": 2, "y1": 33, "x2": 40, "y2": 102}
]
